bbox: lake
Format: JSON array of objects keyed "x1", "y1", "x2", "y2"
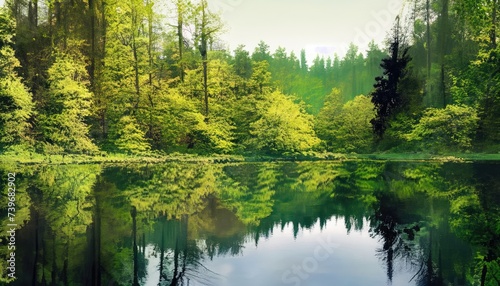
[{"x1": 1, "y1": 161, "x2": 499, "y2": 285}]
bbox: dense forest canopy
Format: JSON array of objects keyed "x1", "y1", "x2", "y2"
[{"x1": 0, "y1": 0, "x2": 499, "y2": 156}]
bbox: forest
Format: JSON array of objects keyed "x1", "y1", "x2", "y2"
[{"x1": 0, "y1": 0, "x2": 499, "y2": 157}]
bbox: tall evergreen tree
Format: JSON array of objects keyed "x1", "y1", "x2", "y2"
[
  {"x1": 233, "y1": 45, "x2": 252, "y2": 79},
  {"x1": 40, "y1": 50, "x2": 98, "y2": 153},
  {"x1": 300, "y1": 49, "x2": 308, "y2": 73},
  {"x1": 0, "y1": 9, "x2": 34, "y2": 149},
  {"x1": 371, "y1": 19, "x2": 411, "y2": 138}
]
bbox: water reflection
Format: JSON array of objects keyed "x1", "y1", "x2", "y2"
[{"x1": 0, "y1": 161, "x2": 498, "y2": 285}]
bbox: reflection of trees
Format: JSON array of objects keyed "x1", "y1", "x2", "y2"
[
  {"x1": 449, "y1": 163, "x2": 500, "y2": 286},
  {"x1": 328, "y1": 161, "x2": 384, "y2": 232},
  {"x1": 0, "y1": 165, "x2": 32, "y2": 284},
  {"x1": 218, "y1": 163, "x2": 277, "y2": 227},
  {"x1": 115, "y1": 163, "x2": 219, "y2": 218},
  {"x1": 91, "y1": 169, "x2": 143, "y2": 286},
  {"x1": 226, "y1": 161, "x2": 383, "y2": 241},
  {"x1": 19, "y1": 165, "x2": 102, "y2": 285},
  {"x1": 195, "y1": 205, "x2": 247, "y2": 258},
  {"x1": 237, "y1": 162, "x2": 339, "y2": 239},
  {"x1": 368, "y1": 161, "x2": 500, "y2": 286},
  {"x1": 150, "y1": 215, "x2": 221, "y2": 286},
  {"x1": 370, "y1": 163, "x2": 447, "y2": 285},
  {"x1": 4, "y1": 161, "x2": 499, "y2": 285},
  {"x1": 104, "y1": 163, "x2": 223, "y2": 286},
  {"x1": 370, "y1": 190, "x2": 424, "y2": 284},
  {"x1": 105, "y1": 163, "x2": 228, "y2": 286},
  {"x1": 385, "y1": 163, "x2": 444, "y2": 286}
]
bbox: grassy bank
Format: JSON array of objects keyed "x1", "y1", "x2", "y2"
[
  {"x1": 0, "y1": 152, "x2": 245, "y2": 165},
  {"x1": 1, "y1": 151, "x2": 500, "y2": 165},
  {"x1": 351, "y1": 153, "x2": 500, "y2": 162}
]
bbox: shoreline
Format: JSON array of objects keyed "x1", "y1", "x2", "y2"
[{"x1": 1, "y1": 152, "x2": 499, "y2": 165}]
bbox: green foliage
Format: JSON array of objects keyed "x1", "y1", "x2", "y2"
[
  {"x1": 112, "y1": 116, "x2": 151, "y2": 154},
  {"x1": 0, "y1": 8, "x2": 15, "y2": 47},
  {"x1": 233, "y1": 45, "x2": 252, "y2": 79},
  {"x1": 376, "y1": 113, "x2": 418, "y2": 152},
  {"x1": 2, "y1": 0, "x2": 499, "y2": 156},
  {"x1": 161, "y1": 75, "x2": 235, "y2": 153},
  {"x1": 200, "y1": 120, "x2": 236, "y2": 153},
  {"x1": 0, "y1": 11, "x2": 33, "y2": 149},
  {"x1": 40, "y1": 52, "x2": 98, "y2": 153},
  {"x1": 0, "y1": 66, "x2": 34, "y2": 147},
  {"x1": 181, "y1": 58, "x2": 237, "y2": 99},
  {"x1": 99, "y1": 34, "x2": 137, "y2": 120},
  {"x1": 248, "y1": 60, "x2": 271, "y2": 94},
  {"x1": 335, "y1": 95, "x2": 376, "y2": 153},
  {"x1": 194, "y1": 112, "x2": 236, "y2": 154},
  {"x1": 450, "y1": 46, "x2": 500, "y2": 145},
  {"x1": 316, "y1": 90, "x2": 375, "y2": 152},
  {"x1": 153, "y1": 89, "x2": 204, "y2": 149},
  {"x1": 229, "y1": 94, "x2": 261, "y2": 148},
  {"x1": 315, "y1": 88, "x2": 343, "y2": 149},
  {"x1": 406, "y1": 104, "x2": 479, "y2": 153},
  {"x1": 248, "y1": 91, "x2": 320, "y2": 154}
]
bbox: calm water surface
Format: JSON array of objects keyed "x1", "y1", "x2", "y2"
[{"x1": 1, "y1": 161, "x2": 499, "y2": 285}]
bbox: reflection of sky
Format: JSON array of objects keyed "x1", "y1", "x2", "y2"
[
  {"x1": 143, "y1": 244, "x2": 159, "y2": 286},
  {"x1": 144, "y1": 217, "x2": 416, "y2": 286}
]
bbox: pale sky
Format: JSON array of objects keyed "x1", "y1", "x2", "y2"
[
  {"x1": 0, "y1": 0, "x2": 405, "y2": 61},
  {"x1": 210, "y1": 0, "x2": 404, "y2": 62}
]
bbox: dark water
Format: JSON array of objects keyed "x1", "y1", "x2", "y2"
[{"x1": 1, "y1": 161, "x2": 499, "y2": 286}]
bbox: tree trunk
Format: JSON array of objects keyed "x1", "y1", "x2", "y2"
[
  {"x1": 439, "y1": 0, "x2": 449, "y2": 107},
  {"x1": 480, "y1": 263, "x2": 487, "y2": 286},
  {"x1": 203, "y1": 54, "x2": 208, "y2": 120},
  {"x1": 201, "y1": 8, "x2": 209, "y2": 120},
  {"x1": 441, "y1": 65, "x2": 446, "y2": 107},
  {"x1": 147, "y1": 0, "x2": 153, "y2": 87},
  {"x1": 426, "y1": 0, "x2": 432, "y2": 105},
  {"x1": 99, "y1": 0, "x2": 107, "y2": 138},
  {"x1": 491, "y1": 0, "x2": 498, "y2": 49},
  {"x1": 147, "y1": 0, "x2": 154, "y2": 140},
  {"x1": 28, "y1": 0, "x2": 38, "y2": 30},
  {"x1": 89, "y1": 0, "x2": 96, "y2": 87},
  {"x1": 178, "y1": 0, "x2": 185, "y2": 82},
  {"x1": 132, "y1": 7, "x2": 140, "y2": 113}
]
